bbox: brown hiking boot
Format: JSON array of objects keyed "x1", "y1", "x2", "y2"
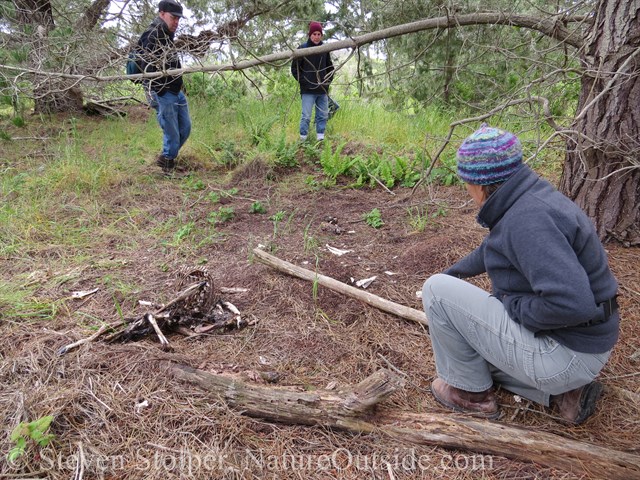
[
  {"x1": 551, "y1": 381, "x2": 603, "y2": 425},
  {"x1": 156, "y1": 154, "x2": 175, "y2": 173},
  {"x1": 431, "y1": 378, "x2": 499, "y2": 419}
]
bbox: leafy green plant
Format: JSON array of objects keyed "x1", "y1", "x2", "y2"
[
  {"x1": 407, "y1": 204, "x2": 449, "y2": 232},
  {"x1": 207, "y1": 191, "x2": 221, "y2": 203},
  {"x1": 183, "y1": 176, "x2": 205, "y2": 191},
  {"x1": 320, "y1": 141, "x2": 355, "y2": 180},
  {"x1": 312, "y1": 255, "x2": 320, "y2": 300},
  {"x1": 199, "y1": 140, "x2": 241, "y2": 168},
  {"x1": 364, "y1": 208, "x2": 384, "y2": 228},
  {"x1": 270, "y1": 210, "x2": 294, "y2": 240},
  {"x1": 304, "y1": 175, "x2": 320, "y2": 189},
  {"x1": 172, "y1": 222, "x2": 194, "y2": 243},
  {"x1": 429, "y1": 153, "x2": 461, "y2": 186},
  {"x1": 270, "y1": 210, "x2": 285, "y2": 223},
  {"x1": 239, "y1": 111, "x2": 277, "y2": 147},
  {"x1": 221, "y1": 188, "x2": 238, "y2": 197},
  {"x1": 208, "y1": 206, "x2": 235, "y2": 224},
  {"x1": 250, "y1": 201, "x2": 267, "y2": 214},
  {"x1": 395, "y1": 155, "x2": 422, "y2": 187},
  {"x1": 273, "y1": 135, "x2": 298, "y2": 168},
  {"x1": 300, "y1": 141, "x2": 321, "y2": 163},
  {"x1": 371, "y1": 157, "x2": 395, "y2": 188},
  {"x1": 206, "y1": 188, "x2": 238, "y2": 205},
  {"x1": 8, "y1": 416, "x2": 55, "y2": 462},
  {"x1": 433, "y1": 205, "x2": 448, "y2": 218}
]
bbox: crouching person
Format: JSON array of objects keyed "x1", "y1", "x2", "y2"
[{"x1": 422, "y1": 124, "x2": 619, "y2": 424}]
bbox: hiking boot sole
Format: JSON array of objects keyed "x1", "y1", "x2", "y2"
[{"x1": 573, "y1": 381, "x2": 604, "y2": 425}]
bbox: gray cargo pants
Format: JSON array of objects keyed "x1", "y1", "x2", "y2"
[{"x1": 422, "y1": 274, "x2": 611, "y2": 406}]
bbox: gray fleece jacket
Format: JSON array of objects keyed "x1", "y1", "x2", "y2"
[{"x1": 444, "y1": 165, "x2": 619, "y2": 353}]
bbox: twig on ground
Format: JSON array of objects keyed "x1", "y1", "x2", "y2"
[{"x1": 58, "y1": 322, "x2": 125, "y2": 356}]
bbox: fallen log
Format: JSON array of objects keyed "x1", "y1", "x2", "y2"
[
  {"x1": 170, "y1": 363, "x2": 640, "y2": 479},
  {"x1": 252, "y1": 247, "x2": 428, "y2": 327},
  {"x1": 170, "y1": 363, "x2": 406, "y2": 424}
]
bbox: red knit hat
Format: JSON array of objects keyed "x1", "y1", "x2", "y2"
[{"x1": 308, "y1": 21, "x2": 323, "y2": 36}]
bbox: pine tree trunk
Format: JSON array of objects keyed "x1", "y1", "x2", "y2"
[{"x1": 560, "y1": 0, "x2": 640, "y2": 245}]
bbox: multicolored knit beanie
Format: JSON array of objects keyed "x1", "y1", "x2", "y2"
[{"x1": 456, "y1": 124, "x2": 523, "y2": 185}]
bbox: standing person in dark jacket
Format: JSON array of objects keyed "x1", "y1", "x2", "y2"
[
  {"x1": 291, "y1": 21, "x2": 334, "y2": 142},
  {"x1": 421, "y1": 124, "x2": 620, "y2": 424},
  {"x1": 137, "y1": 0, "x2": 191, "y2": 174}
]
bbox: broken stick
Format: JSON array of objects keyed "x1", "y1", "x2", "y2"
[
  {"x1": 57, "y1": 321, "x2": 126, "y2": 356},
  {"x1": 252, "y1": 247, "x2": 428, "y2": 327}
]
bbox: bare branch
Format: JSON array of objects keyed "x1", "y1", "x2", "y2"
[
  {"x1": 412, "y1": 96, "x2": 558, "y2": 193},
  {"x1": 0, "y1": 12, "x2": 587, "y2": 83}
]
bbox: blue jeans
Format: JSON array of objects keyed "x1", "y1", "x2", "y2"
[
  {"x1": 151, "y1": 91, "x2": 191, "y2": 159},
  {"x1": 422, "y1": 274, "x2": 612, "y2": 406},
  {"x1": 299, "y1": 93, "x2": 328, "y2": 137}
]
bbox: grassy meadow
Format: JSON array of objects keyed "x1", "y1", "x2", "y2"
[{"x1": 0, "y1": 74, "x2": 564, "y2": 324}]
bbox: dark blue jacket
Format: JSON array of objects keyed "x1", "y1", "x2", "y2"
[
  {"x1": 291, "y1": 40, "x2": 334, "y2": 94},
  {"x1": 137, "y1": 17, "x2": 183, "y2": 95},
  {"x1": 445, "y1": 165, "x2": 619, "y2": 353}
]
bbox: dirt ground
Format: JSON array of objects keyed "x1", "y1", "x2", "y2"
[{"x1": 1, "y1": 108, "x2": 639, "y2": 479}]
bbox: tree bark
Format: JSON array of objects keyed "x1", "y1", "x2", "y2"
[
  {"x1": 75, "y1": 0, "x2": 111, "y2": 32},
  {"x1": 560, "y1": 0, "x2": 640, "y2": 245},
  {"x1": 170, "y1": 363, "x2": 640, "y2": 479}
]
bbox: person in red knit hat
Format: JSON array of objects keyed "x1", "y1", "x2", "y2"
[{"x1": 290, "y1": 21, "x2": 335, "y2": 142}]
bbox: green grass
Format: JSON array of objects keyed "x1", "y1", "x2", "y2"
[
  {"x1": 0, "y1": 281, "x2": 63, "y2": 322},
  {"x1": 0, "y1": 85, "x2": 559, "y2": 323}
]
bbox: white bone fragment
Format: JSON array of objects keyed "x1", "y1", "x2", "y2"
[
  {"x1": 71, "y1": 288, "x2": 99, "y2": 299},
  {"x1": 355, "y1": 276, "x2": 377, "y2": 289},
  {"x1": 326, "y1": 244, "x2": 352, "y2": 256}
]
